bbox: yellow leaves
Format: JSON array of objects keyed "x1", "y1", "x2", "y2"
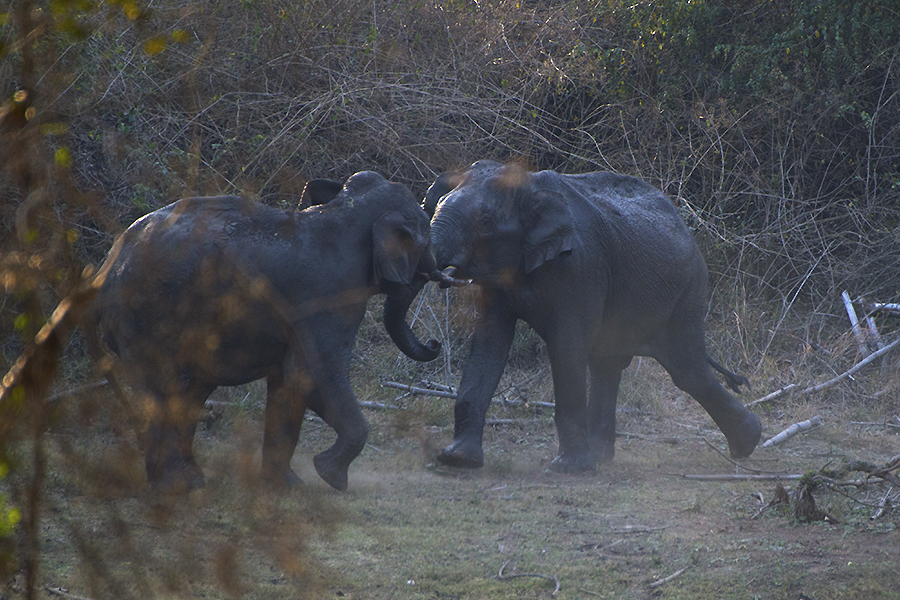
[
  {"x1": 122, "y1": 2, "x2": 141, "y2": 20},
  {"x1": 143, "y1": 29, "x2": 191, "y2": 56},
  {"x1": 0, "y1": 462, "x2": 20, "y2": 538},
  {"x1": 4, "y1": 507, "x2": 21, "y2": 530},
  {"x1": 54, "y1": 146, "x2": 72, "y2": 168},
  {"x1": 13, "y1": 313, "x2": 30, "y2": 332},
  {"x1": 142, "y1": 35, "x2": 166, "y2": 55},
  {"x1": 40, "y1": 122, "x2": 68, "y2": 136}
]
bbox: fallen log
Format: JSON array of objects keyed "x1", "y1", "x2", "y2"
[{"x1": 762, "y1": 416, "x2": 822, "y2": 447}]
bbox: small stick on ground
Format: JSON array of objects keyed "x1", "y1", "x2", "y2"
[
  {"x1": 681, "y1": 474, "x2": 802, "y2": 481},
  {"x1": 762, "y1": 416, "x2": 822, "y2": 447},
  {"x1": 648, "y1": 566, "x2": 690, "y2": 589},
  {"x1": 498, "y1": 561, "x2": 560, "y2": 596},
  {"x1": 382, "y1": 381, "x2": 556, "y2": 408},
  {"x1": 702, "y1": 438, "x2": 786, "y2": 474},
  {"x1": 381, "y1": 381, "x2": 457, "y2": 399},
  {"x1": 46, "y1": 588, "x2": 98, "y2": 600},
  {"x1": 871, "y1": 487, "x2": 894, "y2": 520}
]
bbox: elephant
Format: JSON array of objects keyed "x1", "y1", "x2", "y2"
[
  {"x1": 89, "y1": 171, "x2": 444, "y2": 492},
  {"x1": 390, "y1": 160, "x2": 762, "y2": 472}
]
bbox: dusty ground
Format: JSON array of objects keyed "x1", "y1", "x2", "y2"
[{"x1": 4, "y1": 374, "x2": 898, "y2": 600}]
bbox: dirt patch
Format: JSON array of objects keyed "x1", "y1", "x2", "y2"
[{"x1": 4, "y1": 387, "x2": 898, "y2": 600}]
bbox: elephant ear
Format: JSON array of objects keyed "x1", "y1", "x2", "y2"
[
  {"x1": 373, "y1": 211, "x2": 422, "y2": 285},
  {"x1": 423, "y1": 171, "x2": 462, "y2": 217},
  {"x1": 300, "y1": 179, "x2": 343, "y2": 209},
  {"x1": 521, "y1": 190, "x2": 576, "y2": 274}
]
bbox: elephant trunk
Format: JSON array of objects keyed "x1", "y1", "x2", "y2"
[
  {"x1": 383, "y1": 275, "x2": 441, "y2": 362},
  {"x1": 430, "y1": 212, "x2": 470, "y2": 276}
]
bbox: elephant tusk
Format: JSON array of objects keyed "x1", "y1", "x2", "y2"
[{"x1": 431, "y1": 266, "x2": 471, "y2": 289}]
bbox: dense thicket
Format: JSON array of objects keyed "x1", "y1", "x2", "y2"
[{"x1": 2, "y1": 0, "x2": 899, "y2": 356}]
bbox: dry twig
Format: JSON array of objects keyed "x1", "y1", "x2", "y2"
[
  {"x1": 46, "y1": 588, "x2": 97, "y2": 600},
  {"x1": 745, "y1": 384, "x2": 798, "y2": 408},
  {"x1": 799, "y1": 336, "x2": 900, "y2": 396},
  {"x1": 746, "y1": 335, "x2": 900, "y2": 408},
  {"x1": 648, "y1": 566, "x2": 689, "y2": 589},
  {"x1": 497, "y1": 561, "x2": 560, "y2": 596},
  {"x1": 681, "y1": 473, "x2": 802, "y2": 481},
  {"x1": 382, "y1": 380, "x2": 555, "y2": 408}
]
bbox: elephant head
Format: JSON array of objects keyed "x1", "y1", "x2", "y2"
[
  {"x1": 302, "y1": 176, "x2": 442, "y2": 363},
  {"x1": 423, "y1": 161, "x2": 577, "y2": 286}
]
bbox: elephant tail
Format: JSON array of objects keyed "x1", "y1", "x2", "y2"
[{"x1": 708, "y1": 356, "x2": 751, "y2": 394}]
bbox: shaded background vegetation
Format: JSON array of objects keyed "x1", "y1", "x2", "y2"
[
  {"x1": 1, "y1": 0, "x2": 899, "y2": 597},
  {"x1": 3, "y1": 0, "x2": 899, "y2": 358}
]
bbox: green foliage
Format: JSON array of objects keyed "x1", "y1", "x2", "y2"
[
  {"x1": 0, "y1": 463, "x2": 21, "y2": 565},
  {"x1": 570, "y1": 0, "x2": 895, "y2": 102},
  {"x1": 0, "y1": 462, "x2": 22, "y2": 541}
]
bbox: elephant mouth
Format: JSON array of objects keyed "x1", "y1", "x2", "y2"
[{"x1": 427, "y1": 266, "x2": 471, "y2": 289}]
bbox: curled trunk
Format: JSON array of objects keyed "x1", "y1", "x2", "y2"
[{"x1": 383, "y1": 276, "x2": 441, "y2": 362}]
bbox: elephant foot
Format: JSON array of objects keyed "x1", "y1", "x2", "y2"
[
  {"x1": 725, "y1": 411, "x2": 762, "y2": 459},
  {"x1": 549, "y1": 451, "x2": 596, "y2": 474},
  {"x1": 436, "y1": 438, "x2": 484, "y2": 469},
  {"x1": 263, "y1": 467, "x2": 303, "y2": 490},
  {"x1": 589, "y1": 436, "x2": 616, "y2": 465},
  {"x1": 149, "y1": 460, "x2": 205, "y2": 495},
  {"x1": 313, "y1": 451, "x2": 350, "y2": 491}
]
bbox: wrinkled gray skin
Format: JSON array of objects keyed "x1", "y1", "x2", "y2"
[
  {"x1": 92, "y1": 171, "x2": 440, "y2": 492},
  {"x1": 412, "y1": 160, "x2": 761, "y2": 472}
]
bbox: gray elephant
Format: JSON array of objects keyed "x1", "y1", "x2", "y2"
[
  {"x1": 90, "y1": 171, "x2": 443, "y2": 492},
  {"x1": 388, "y1": 160, "x2": 761, "y2": 472}
]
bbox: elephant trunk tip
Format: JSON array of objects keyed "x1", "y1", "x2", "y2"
[
  {"x1": 429, "y1": 267, "x2": 471, "y2": 289},
  {"x1": 424, "y1": 339, "x2": 441, "y2": 359},
  {"x1": 383, "y1": 286, "x2": 443, "y2": 363}
]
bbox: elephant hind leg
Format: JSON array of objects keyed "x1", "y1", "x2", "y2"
[
  {"x1": 656, "y1": 345, "x2": 761, "y2": 458},
  {"x1": 546, "y1": 342, "x2": 594, "y2": 473},
  {"x1": 587, "y1": 355, "x2": 633, "y2": 464},
  {"x1": 262, "y1": 370, "x2": 307, "y2": 488},
  {"x1": 145, "y1": 381, "x2": 214, "y2": 493}
]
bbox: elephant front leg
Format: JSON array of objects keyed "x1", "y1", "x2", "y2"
[
  {"x1": 438, "y1": 300, "x2": 517, "y2": 469},
  {"x1": 547, "y1": 340, "x2": 593, "y2": 473},
  {"x1": 262, "y1": 371, "x2": 307, "y2": 488}
]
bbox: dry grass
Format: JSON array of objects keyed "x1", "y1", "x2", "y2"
[{"x1": 5, "y1": 364, "x2": 900, "y2": 599}]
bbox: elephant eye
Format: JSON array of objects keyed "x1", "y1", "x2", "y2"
[{"x1": 478, "y1": 213, "x2": 495, "y2": 232}]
